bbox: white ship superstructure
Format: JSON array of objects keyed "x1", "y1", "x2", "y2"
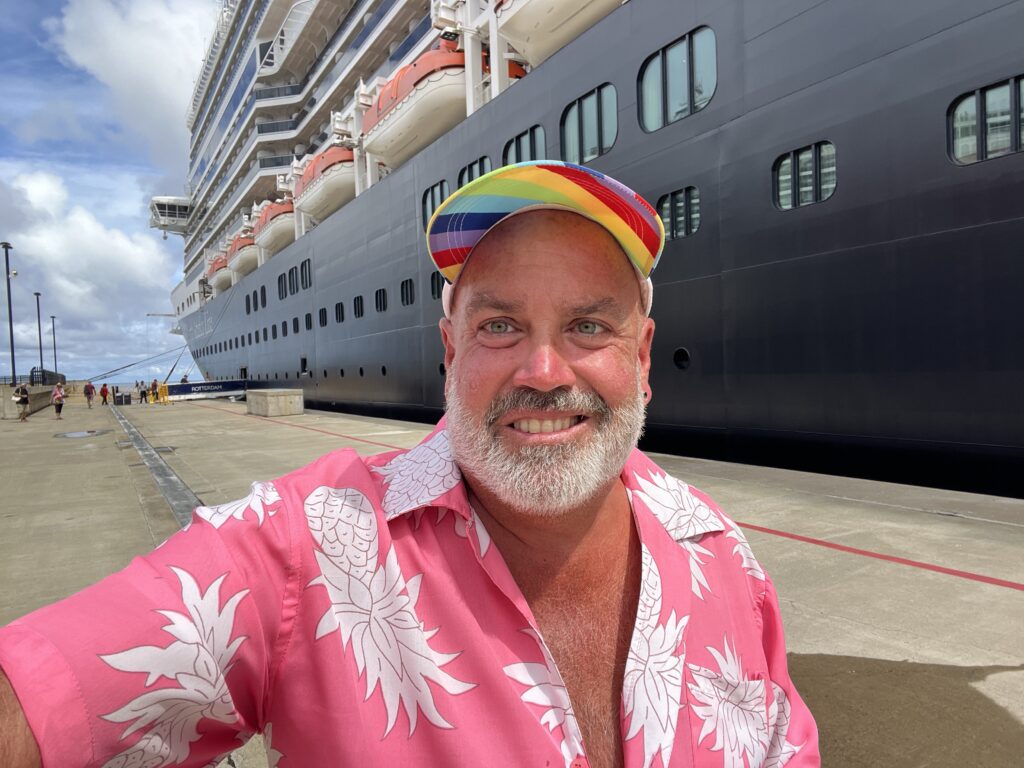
[{"x1": 155, "y1": 0, "x2": 621, "y2": 316}]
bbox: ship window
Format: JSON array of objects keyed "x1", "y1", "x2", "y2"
[
  {"x1": 263, "y1": 328, "x2": 268, "y2": 342},
  {"x1": 245, "y1": 294, "x2": 251, "y2": 314},
  {"x1": 422, "y1": 179, "x2": 450, "y2": 230},
  {"x1": 430, "y1": 271, "x2": 445, "y2": 300},
  {"x1": 281, "y1": 321, "x2": 288, "y2": 337},
  {"x1": 986, "y1": 84, "x2": 1012, "y2": 157},
  {"x1": 561, "y1": 84, "x2": 617, "y2": 164},
  {"x1": 949, "y1": 76, "x2": 1024, "y2": 164},
  {"x1": 400, "y1": 278, "x2": 415, "y2": 306},
  {"x1": 253, "y1": 330, "x2": 258, "y2": 344},
  {"x1": 375, "y1": 288, "x2": 387, "y2": 313},
  {"x1": 252, "y1": 290, "x2": 258, "y2": 312},
  {"x1": 300, "y1": 259, "x2": 312, "y2": 290},
  {"x1": 278, "y1": 274, "x2": 287, "y2": 300},
  {"x1": 503, "y1": 125, "x2": 546, "y2": 165},
  {"x1": 288, "y1": 266, "x2": 298, "y2": 295},
  {"x1": 272, "y1": 325, "x2": 277, "y2": 339},
  {"x1": 293, "y1": 317, "x2": 300, "y2": 333},
  {"x1": 638, "y1": 26, "x2": 716, "y2": 132},
  {"x1": 458, "y1": 156, "x2": 492, "y2": 188},
  {"x1": 656, "y1": 186, "x2": 700, "y2": 239},
  {"x1": 773, "y1": 141, "x2": 837, "y2": 210},
  {"x1": 260, "y1": 286, "x2": 267, "y2": 308},
  {"x1": 305, "y1": 313, "x2": 312, "y2": 330},
  {"x1": 335, "y1": 301, "x2": 345, "y2": 323},
  {"x1": 354, "y1": 295, "x2": 364, "y2": 318},
  {"x1": 319, "y1": 307, "x2": 328, "y2": 327}
]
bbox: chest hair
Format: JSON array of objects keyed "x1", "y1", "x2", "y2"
[{"x1": 525, "y1": 555, "x2": 641, "y2": 768}]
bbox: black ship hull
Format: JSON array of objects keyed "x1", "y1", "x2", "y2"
[{"x1": 181, "y1": 0, "x2": 1024, "y2": 490}]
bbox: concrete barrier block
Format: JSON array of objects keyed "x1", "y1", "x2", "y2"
[{"x1": 246, "y1": 389, "x2": 304, "y2": 417}]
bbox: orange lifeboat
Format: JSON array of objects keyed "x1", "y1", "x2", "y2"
[
  {"x1": 293, "y1": 146, "x2": 356, "y2": 223},
  {"x1": 206, "y1": 252, "x2": 232, "y2": 292},
  {"x1": 253, "y1": 200, "x2": 295, "y2": 257},
  {"x1": 226, "y1": 234, "x2": 258, "y2": 277},
  {"x1": 495, "y1": 0, "x2": 622, "y2": 67},
  {"x1": 362, "y1": 41, "x2": 526, "y2": 167}
]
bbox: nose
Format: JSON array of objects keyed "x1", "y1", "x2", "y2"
[{"x1": 511, "y1": 340, "x2": 576, "y2": 392}]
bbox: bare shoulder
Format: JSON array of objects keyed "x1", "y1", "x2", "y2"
[{"x1": 0, "y1": 668, "x2": 41, "y2": 768}]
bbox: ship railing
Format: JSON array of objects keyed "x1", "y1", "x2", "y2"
[
  {"x1": 256, "y1": 118, "x2": 301, "y2": 135},
  {"x1": 186, "y1": 0, "x2": 426, "y2": 259}
]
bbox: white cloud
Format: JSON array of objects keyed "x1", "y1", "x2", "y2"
[
  {"x1": 12, "y1": 172, "x2": 69, "y2": 218},
  {"x1": 45, "y1": 0, "x2": 219, "y2": 177}
]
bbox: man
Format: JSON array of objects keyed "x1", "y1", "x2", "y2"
[
  {"x1": 13, "y1": 383, "x2": 29, "y2": 422},
  {"x1": 83, "y1": 381, "x2": 95, "y2": 409},
  {"x1": 0, "y1": 162, "x2": 817, "y2": 767}
]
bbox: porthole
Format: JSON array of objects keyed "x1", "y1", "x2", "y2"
[
  {"x1": 323, "y1": 369, "x2": 327, "y2": 378},
  {"x1": 381, "y1": 366, "x2": 387, "y2": 376},
  {"x1": 359, "y1": 367, "x2": 364, "y2": 377},
  {"x1": 673, "y1": 347, "x2": 691, "y2": 370},
  {"x1": 339, "y1": 368, "x2": 345, "y2": 377}
]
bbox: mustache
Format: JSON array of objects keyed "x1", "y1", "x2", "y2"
[{"x1": 484, "y1": 387, "x2": 611, "y2": 427}]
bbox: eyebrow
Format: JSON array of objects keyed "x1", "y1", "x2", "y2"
[
  {"x1": 462, "y1": 291, "x2": 526, "y2": 317},
  {"x1": 570, "y1": 297, "x2": 624, "y2": 317}
]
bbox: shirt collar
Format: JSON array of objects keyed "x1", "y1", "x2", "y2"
[{"x1": 371, "y1": 421, "x2": 725, "y2": 542}]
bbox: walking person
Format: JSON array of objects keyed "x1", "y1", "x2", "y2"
[
  {"x1": 150, "y1": 379, "x2": 159, "y2": 403},
  {"x1": 138, "y1": 382, "x2": 148, "y2": 404},
  {"x1": 83, "y1": 381, "x2": 96, "y2": 409},
  {"x1": 13, "y1": 383, "x2": 29, "y2": 422},
  {"x1": 50, "y1": 382, "x2": 66, "y2": 420},
  {"x1": 100, "y1": 383, "x2": 109, "y2": 405}
]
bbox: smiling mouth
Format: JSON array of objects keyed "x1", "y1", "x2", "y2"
[{"x1": 509, "y1": 415, "x2": 585, "y2": 434}]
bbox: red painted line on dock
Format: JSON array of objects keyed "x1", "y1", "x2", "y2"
[
  {"x1": 189, "y1": 402, "x2": 1023, "y2": 591},
  {"x1": 190, "y1": 402, "x2": 406, "y2": 451},
  {"x1": 737, "y1": 521, "x2": 1024, "y2": 591}
]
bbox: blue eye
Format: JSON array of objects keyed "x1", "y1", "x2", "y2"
[
  {"x1": 484, "y1": 320, "x2": 512, "y2": 334},
  {"x1": 576, "y1": 320, "x2": 601, "y2": 335}
]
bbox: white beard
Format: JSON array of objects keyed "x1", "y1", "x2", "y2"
[{"x1": 445, "y1": 366, "x2": 646, "y2": 516}]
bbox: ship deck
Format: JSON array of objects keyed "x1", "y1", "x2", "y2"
[{"x1": 1, "y1": 394, "x2": 1021, "y2": 766}]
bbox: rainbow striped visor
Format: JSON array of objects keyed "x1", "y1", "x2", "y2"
[{"x1": 425, "y1": 161, "x2": 665, "y2": 290}]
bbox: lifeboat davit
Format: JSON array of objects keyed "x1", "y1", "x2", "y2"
[
  {"x1": 226, "y1": 234, "x2": 258, "y2": 277},
  {"x1": 362, "y1": 41, "x2": 525, "y2": 167},
  {"x1": 496, "y1": 0, "x2": 622, "y2": 67},
  {"x1": 253, "y1": 200, "x2": 295, "y2": 257},
  {"x1": 293, "y1": 146, "x2": 356, "y2": 223},
  {"x1": 207, "y1": 252, "x2": 232, "y2": 292}
]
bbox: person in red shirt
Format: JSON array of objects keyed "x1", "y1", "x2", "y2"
[{"x1": 99, "y1": 383, "x2": 109, "y2": 406}]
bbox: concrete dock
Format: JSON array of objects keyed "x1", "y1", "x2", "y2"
[{"x1": 1, "y1": 395, "x2": 1021, "y2": 766}]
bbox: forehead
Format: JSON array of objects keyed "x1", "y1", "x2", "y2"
[{"x1": 454, "y1": 210, "x2": 640, "y2": 314}]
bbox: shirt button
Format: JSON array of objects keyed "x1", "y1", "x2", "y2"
[{"x1": 570, "y1": 759, "x2": 588, "y2": 768}]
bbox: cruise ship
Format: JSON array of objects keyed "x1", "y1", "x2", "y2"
[{"x1": 152, "y1": 0, "x2": 1024, "y2": 477}]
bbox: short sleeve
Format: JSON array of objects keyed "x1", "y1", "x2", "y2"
[
  {"x1": 760, "y1": 574, "x2": 821, "y2": 766},
  {"x1": 0, "y1": 481, "x2": 298, "y2": 768}
]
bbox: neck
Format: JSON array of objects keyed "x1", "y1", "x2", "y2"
[{"x1": 466, "y1": 475, "x2": 636, "y2": 596}]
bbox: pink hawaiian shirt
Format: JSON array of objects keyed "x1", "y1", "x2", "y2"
[{"x1": 0, "y1": 423, "x2": 819, "y2": 767}]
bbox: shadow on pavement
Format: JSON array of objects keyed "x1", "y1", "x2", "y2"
[{"x1": 791, "y1": 654, "x2": 1024, "y2": 766}]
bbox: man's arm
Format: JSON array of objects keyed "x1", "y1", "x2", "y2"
[{"x1": 0, "y1": 668, "x2": 41, "y2": 767}]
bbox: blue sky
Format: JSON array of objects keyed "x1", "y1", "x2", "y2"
[{"x1": 0, "y1": 0, "x2": 218, "y2": 383}]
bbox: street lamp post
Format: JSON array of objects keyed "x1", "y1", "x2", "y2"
[
  {"x1": 33, "y1": 292, "x2": 43, "y2": 381},
  {"x1": 1, "y1": 241, "x2": 14, "y2": 385},
  {"x1": 50, "y1": 315, "x2": 57, "y2": 376}
]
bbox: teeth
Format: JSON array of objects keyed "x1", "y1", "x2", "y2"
[{"x1": 512, "y1": 416, "x2": 580, "y2": 434}]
